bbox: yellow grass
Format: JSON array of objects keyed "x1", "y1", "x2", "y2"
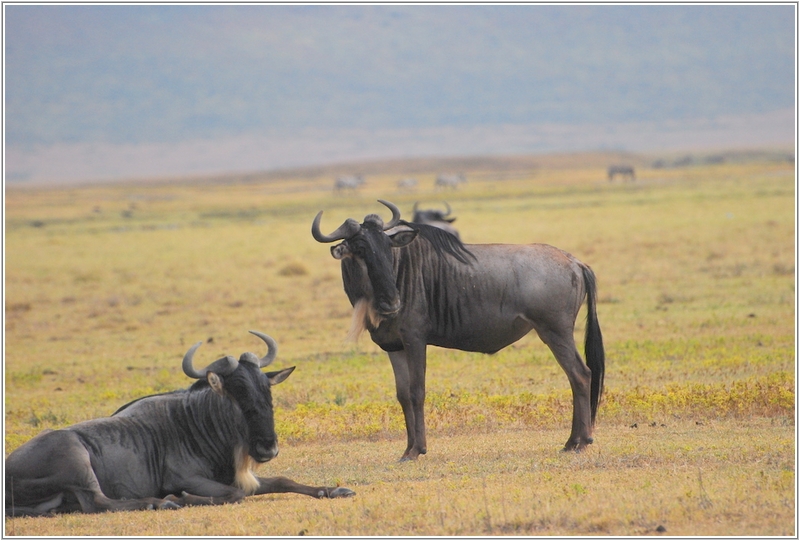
[{"x1": 4, "y1": 150, "x2": 795, "y2": 535}]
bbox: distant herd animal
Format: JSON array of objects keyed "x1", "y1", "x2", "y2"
[
  {"x1": 607, "y1": 165, "x2": 635, "y2": 182},
  {"x1": 333, "y1": 175, "x2": 365, "y2": 192},
  {"x1": 396, "y1": 177, "x2": 418, "y2": 191},
  {"x1": 7, "y1": 192, "x2": 605, "y2": 518},
  {"x1": 333, "y1": 173, "x2": 468, "y2": 193},
  {"x1": 411, "y1": 201, "x2": 460, "y2": 239},
  {"x1": 435, "y1": 173, "x2": 467, "y2": 190}
]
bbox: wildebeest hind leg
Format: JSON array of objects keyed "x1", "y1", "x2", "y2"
[
  {"x1": 71, "y1": 488, "x2": 181, "y2": 513},
  {"x1": 535, "y1": 326, "x2": 594, "y2": 452},
  {"x1": 6, "y1": 430, "x2": 179, "y2": 514}
]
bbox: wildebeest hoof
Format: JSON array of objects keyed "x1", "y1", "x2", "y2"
[
  {"x1": 329, "y1": 487, "x2": 356, "y2": 498},
  {"x1": 159, "y1": 500, "x2": 182, "y2": 510},
  {"x1": 562, "y1": 437, "x2": 593, "y2": 452}
]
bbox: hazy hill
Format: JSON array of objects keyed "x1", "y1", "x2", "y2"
[{"x1": 5, "y1": 4, "x2": 795, "y2": 148}]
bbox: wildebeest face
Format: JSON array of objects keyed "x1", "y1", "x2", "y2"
[
  {"x1": 331, "y1": 216, "x2": 417, "y2": 317},
  {"x1": 312, "y1": 200, "x2": 418, "y2": 318},
  {"x1": 182, "y1": 332, "x2": 293, "y2": 463},
  {"x1": 211, "y1": 358, "x2": 294, "y2": 463}
]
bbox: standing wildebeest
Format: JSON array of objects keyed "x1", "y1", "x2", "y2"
[
  {"x1": 312, "y1": 200, "x2": 605, "y2": 461},
  {"x1": 397, "y1": 177, "x2": 418, "y2": 192},
  {"x1": 411, "y1": 201, "x2": 460, "y2": 239},
  {"x1": 5, "y1": 331, "x2": 354, "y2": 516},
  {"x1": 435, "y1": 173, "x2": 466, "y2": 190},
  {"x1": 607, "y1": 165, "x2": 635, "y2": 182},
  {"x1": 334, "y1": 175, "x2": 365, "y2": 193}
]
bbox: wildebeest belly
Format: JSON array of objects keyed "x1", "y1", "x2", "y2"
[{"x1": 428, "y1": 315, "x2": 534, "y2": 353}]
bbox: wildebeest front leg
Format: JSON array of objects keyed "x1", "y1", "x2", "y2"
[
  {"x1": 170, "y1": 476, "x2": 247, "y2": 506},
  {"x1": 388, "y1": 350, "x2": 415, "y2": 459},
  {"x1": 388, "y1": 346, "x2": 427, "y2": 461},
  {"x1": 169, "y1": 477, "x2": 355, "y2": 507},
  {"x1": 254, "y1": 476, "x2": 355, "y2": 498}
]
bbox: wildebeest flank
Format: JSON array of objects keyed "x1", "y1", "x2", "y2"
[
  {"x1": 5, "y1": 331, "x2": 354, "y2": 516},
  {"x1": 312, "y1": 200, "x2": 605, "y2": 461}
]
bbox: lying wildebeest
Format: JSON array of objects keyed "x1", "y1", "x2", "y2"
[
  {"x1": 411, "y1": 201, "x2": 460, "y2": 239},
  {"x1": 5, "y1": 331, "x2": 354, "y2": 516},
  {"x1": 435, "y1": 173, "x2": 466, "y2": 190},
  {"x1": 312, "y1": 200, "x2": 604, "y2": 461},
  {"x1": 607, "y1": 165, "x2": 635, "y2": 182}
]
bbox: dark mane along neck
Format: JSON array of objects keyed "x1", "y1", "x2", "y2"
[{"x1": 404, "y1": 221, "x2": 476, "y2": 264}]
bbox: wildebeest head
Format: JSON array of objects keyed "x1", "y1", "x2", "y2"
[
  {"x1": 412, "y1": 201, "x2": 456, "y2": 225},
  {"x1": 182, "y1": 330, "x2": 294, "y2": 463},
  {"x1": 311, "y1": 200, "x2": 419, "y2": 318}
]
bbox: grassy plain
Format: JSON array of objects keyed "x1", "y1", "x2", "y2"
[{"x1": 4, "y1": 150, "x2": 796, "y2": 536}]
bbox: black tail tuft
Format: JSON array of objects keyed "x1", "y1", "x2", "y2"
[{"x1": 582, "y1": 265, "x2": 605, "y2": 425}]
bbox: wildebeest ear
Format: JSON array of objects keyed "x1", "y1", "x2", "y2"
[
  {"x1": 266, "y1": 366, "x2": 295, "y2": 386},
  {"x1": 386, "y1": 226, "x2": 418, "y2": 248},
  {"x1": 331, "y1": 243, "x2": 350, "y2": 260},
  {"x1": 207, "y1": 372, "x2": 224, "y2": 396}
]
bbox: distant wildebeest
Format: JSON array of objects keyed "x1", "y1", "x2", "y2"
[
  {"x1": 435, "y1": 173, "x2": 466, "y2": 190},
  {"x1": 607, "y1": 165, "x2": 635, "y2": 182},
  {"x1": 397, "y1": 177, "x2": 418, "y2": 192},
  {"x1": 334, "y1": 175, "x2": 365, "y2": 192},
  {"x1": 312, "y1": 200, "x2": 605, "y2": 461},
  {"x1": 5, "y1": 331, "x2": 355, "y2": 516},
  {"x1": 411, "y1": 201, "x2": 460, "y2": 239}
]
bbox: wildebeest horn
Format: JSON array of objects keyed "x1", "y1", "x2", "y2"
[
  {"x1": 249, "y1": 330, "x2": 278, "y2": 368},
  {"x1": 442, "y1": 201, "x2": 451, "y2": 217},
  {"x1": 378, "y1": 199, "x2": 401, "y2": 230},
  {"x1": 412, "y1": 201, "x2": 419, "y2": 214},
  {"x1": 182, "y1": 341, "x2": 239, "y2": 379},
  {"x1": 311, "y1": 211, "x2": 361, "y2": 243}
]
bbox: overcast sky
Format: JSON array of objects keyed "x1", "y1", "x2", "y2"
[{"x1": 4, "y1": 4, "x2": 795, "y2": 183}]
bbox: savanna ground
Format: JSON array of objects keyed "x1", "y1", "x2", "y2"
[{"x1": 4, "y1": 149, "x2": 796, "y2": 536}]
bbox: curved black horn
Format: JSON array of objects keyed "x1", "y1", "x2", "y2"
[
  {"x1": 378, "y1": 199, "x2": 402, "y2": 230},
  {"x1": 182, "y1": 341, "x2": 206, "y2": 379},
  {"x1": 311, "y1": 211, "x2": 360, "y2": 243},
  {"x1": 442, "y1": 201, "x2": 451, "y2": 217},
  {"x1": 183, "y1": 341, "x2": 239, "y2": 379},
  {"x1": 249, "y1": 330, "x2": 278, "y2": 368}
]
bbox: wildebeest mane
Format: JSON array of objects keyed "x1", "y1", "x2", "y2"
[
  {"x1": 112, "y1": 389, "x2": 185, "y2": 415},
  {"x1": 405, "y1": 221, "x2": 475, "y2": 264},
  {"x1": 111, "y1": 378, "x2": 227, "y2": 416}
]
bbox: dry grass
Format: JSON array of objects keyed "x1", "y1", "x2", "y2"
[
  {"x1": 4, "y1": 150, "x2": 795, "y2": 535},
  {"x1": 4, "y1": 419, "x2": 794, "y2": 536}
]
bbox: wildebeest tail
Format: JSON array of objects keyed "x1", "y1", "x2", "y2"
[{"x1": 581, "y1": 264, "x2": 605, "y2": 425}]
